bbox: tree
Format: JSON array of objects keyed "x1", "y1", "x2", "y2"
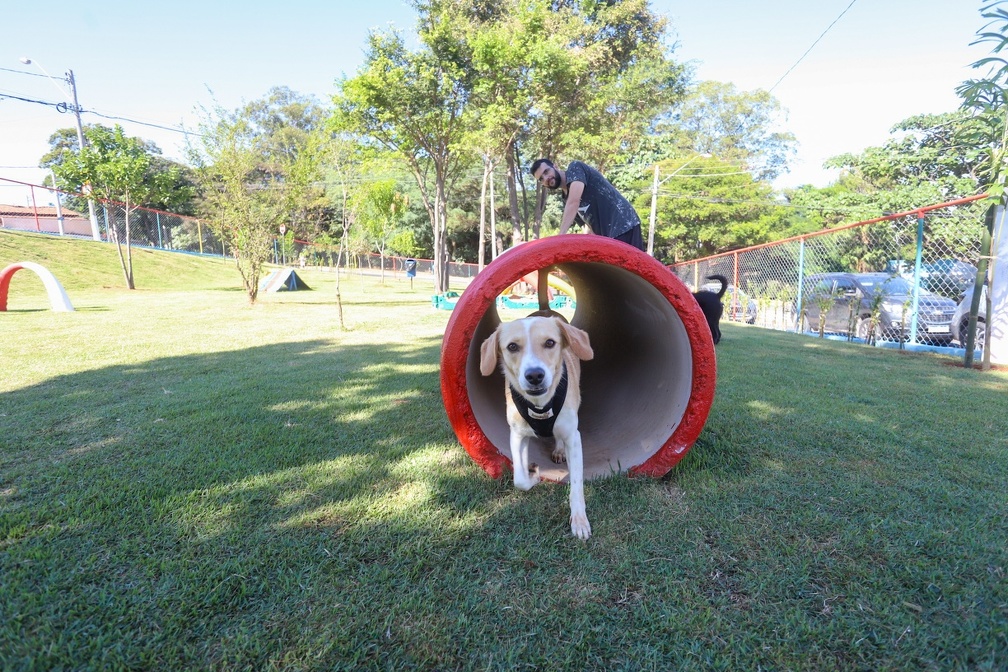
[
  {"x1": 825, "y1": 111, "x2": 985, "y2": 200},
  {"x1": 355, "y1": 180, "x2": 408, "y2": 284},
  {"x1": 55, "y1": 124, "x2": 154, "y2": 289},
  {"x1": 525, "y1": 0, "x2": 687, "y2": 234},
  {"x1": 639, "y1": 155, "x2": 786, "y2": 263},
  {"x1": 460, "y1": 2, "x2": 540, "y2": 255},
  {"x1": 957, "y1": 0, "x2": 1008, "y2": 369},
  {"x1": 40, "y1": 125, "x2": 196, "y2": 217},
  {"x1": 188, "y1": 90, "x2": 327, "y2": 304},
  {"x1": 668, "y1": 81, "x2": 796, "y2": 182},
  {"x1": 333, "y1": 27, "x2": 469, "y2": 294}
]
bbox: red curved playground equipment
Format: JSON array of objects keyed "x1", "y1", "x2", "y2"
[
  {"x1": 440, "y1": 235, "x2": 716, "y2": 482},
  {"x1": 0, "y1": 261, "x2": 74, "y2": 312}
]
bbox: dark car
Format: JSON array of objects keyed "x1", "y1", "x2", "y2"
[{"x1": 801, "y1": 272, "x2": 957, "y2": 345}]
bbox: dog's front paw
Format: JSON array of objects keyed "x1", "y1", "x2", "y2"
[
  {"x1": 570, "y1": 513, "x2": 592, "y2": 540},
  {"x1": 515, "y1": 463, "x2": 541, "y2": 491},
  {"x1": 551, "y1": 445, "x2": 567, "y2": 464}
]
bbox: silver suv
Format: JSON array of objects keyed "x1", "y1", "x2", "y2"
[{"x1": 952, "y1": 285, "x2": 987, "y2": 349}]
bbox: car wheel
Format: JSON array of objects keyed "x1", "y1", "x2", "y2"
[
  {"x1": 856, "y1": 316, "x2": 880, "y2": 344},
  {"x1": 959, "y1": 318, "x2": 986, "y2": 350}
]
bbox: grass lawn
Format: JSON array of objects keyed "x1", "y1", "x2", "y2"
[{"x1": 2, "y1": 230, "x2": 1007, "y2": 670}]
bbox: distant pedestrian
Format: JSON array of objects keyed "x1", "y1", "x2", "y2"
[{"x1": 530, "y1": 158, "x2": 644, "y2": 250}]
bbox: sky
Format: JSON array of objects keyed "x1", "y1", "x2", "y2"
[{"x1": 0, "y1": 0, "x2": 993, "y2": 208}]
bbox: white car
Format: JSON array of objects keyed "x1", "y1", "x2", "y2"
[{"x1": 952, "y1": 285, "x2": 987, "y2": 349}]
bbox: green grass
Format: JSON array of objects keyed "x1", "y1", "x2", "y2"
[{"x1": 2, "y1": 230, "x2": 1007, "y2": 670}]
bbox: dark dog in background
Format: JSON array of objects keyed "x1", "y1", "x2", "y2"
[{"x1": 693, "y1": 275, "x2": 727, "y2": 345}]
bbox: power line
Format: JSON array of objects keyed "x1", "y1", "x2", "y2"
[
  {"x1": 768, "y1": 0, "x2": 859, "y2": 93},
  {"x1": 0, "y1": 92, "x2": 59, "y2": 107},
  {"x1": 87, "y1": 110, "x2": 201, "y2": 137},
  {"x1": 1, "y1": 88, "x2": 201, "y2": 139},
  {"x1": 0, "y1": 66, "x2": 49, "y2": 78}
]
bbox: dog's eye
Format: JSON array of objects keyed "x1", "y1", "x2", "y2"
[
  {"x1": 506, "y1": 342, "x2": 519, "y2": 352},
  {"x1": 544, "y1": 339, "x2": 556, "y2": 348}
]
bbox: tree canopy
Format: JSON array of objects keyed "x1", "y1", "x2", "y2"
[{"x1": 188, "y1": 88, "x2": 327, "y2": 303}]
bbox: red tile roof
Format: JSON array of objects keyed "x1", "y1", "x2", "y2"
[{"x1": 0, "y1": 203, "x2": 85, "y2": 218}]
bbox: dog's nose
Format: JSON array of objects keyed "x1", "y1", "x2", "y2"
[{"x1": 524, "y1": 368, "x2": 545, "y2": 386}]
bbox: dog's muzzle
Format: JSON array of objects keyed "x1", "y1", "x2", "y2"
[{"x1": 523, "y1": 367, "x2": 547, "y2": 395}]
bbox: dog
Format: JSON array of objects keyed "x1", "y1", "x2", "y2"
[
  {"x1": 479, "y1": 315, "x2": 595, "y2": 539},
  {"x1": 693, "y1": 274, "x2": 728, "y2": 345}
]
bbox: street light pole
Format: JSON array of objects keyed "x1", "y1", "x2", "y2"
[
  {"x1": 646, "y1": 154, "x2": 709, "y2": 257},
  {"x1": 19, "y1": 57, "x2": 101, "y2": 241}
]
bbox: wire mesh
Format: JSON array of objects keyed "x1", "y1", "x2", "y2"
[{"x1": 669, "y1": 198, "x2": 990, "y2": 349}]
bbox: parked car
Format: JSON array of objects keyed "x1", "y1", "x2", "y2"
[
  {"x1": 801, "y1": 272, "x2": 957, "y2": 345},
  {"x1": 699, "y1": 280, "x2": 757, "y2": 324},
  {"x1": 951, "y1": 284, "x2": 987, "y2": 350},
  {"x1": 921, "y1": 259, "x2": 978, "y2": 298}
]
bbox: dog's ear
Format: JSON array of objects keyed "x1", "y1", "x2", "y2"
[
  {"x1": 479, "y1": 327, "x2": 501, "y2": 376},
  {"x1": 557, "y1": 320, "x2": 593, "y2": 361}
]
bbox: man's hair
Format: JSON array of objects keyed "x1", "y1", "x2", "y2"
[{"x1": 529, "y1": 158, "x2": 555, "y2": 176}]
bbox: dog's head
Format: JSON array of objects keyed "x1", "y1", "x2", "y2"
[{"x1": 479, "y1": 316, "x2": 593, "y2": 398}]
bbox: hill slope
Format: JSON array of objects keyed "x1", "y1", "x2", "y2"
[{"x1": 1, "y1": 230, "x2": 242, "y2": 297}]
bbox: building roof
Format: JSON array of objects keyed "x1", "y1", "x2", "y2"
[{"x1": 0, "y1": 203, "x2": 85, "y2": 218}]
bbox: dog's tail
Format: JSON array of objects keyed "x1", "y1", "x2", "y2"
[{"x1": 706, "y1": 275, "x2": 728, "y2": 299}]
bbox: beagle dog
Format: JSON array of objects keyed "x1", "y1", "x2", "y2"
[{"x1": 479, "y1": 315, "x2": 595, "y2": 539}]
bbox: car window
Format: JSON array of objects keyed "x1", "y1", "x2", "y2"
[
  {"x1": 811, "y1": 278, "x2": 834, "y2": 294},
  {"x1": 859, "y1": 276, "x2": 910, "y2": 294},
  {"x1": 834, "y1": 278, "x2": 856, "y2": 294},
  {"x1": 877, "y1": 276, "x2": 910, "y2": 294}
]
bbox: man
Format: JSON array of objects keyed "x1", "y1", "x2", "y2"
[{"x1": 530, "y1": 158, "x2": 644, "y2": 251}]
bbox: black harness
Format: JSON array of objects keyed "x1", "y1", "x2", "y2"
[{"x1": 509, "y1": 362, "x2": 568, "y2": 438}]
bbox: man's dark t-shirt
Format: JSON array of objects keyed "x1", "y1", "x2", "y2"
[{"x1": 564, "y1": 161, "x2": 642, "y2": 239}]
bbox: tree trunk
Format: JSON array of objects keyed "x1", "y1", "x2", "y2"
[
  {"x1": 434, "y1": 170, "x2": 451, "y2": 294},
  {"x1": 479, "y1": 156, "x2": 490, "y2": 271},
  {"x1": 124, "y1": 202, "x2": 135, "y2": 289},
  {"x1": 490, "y1": 169, "x2": 498, "y2": 260},
  {"x1": 965, "y1": 205, "x2": 994, "y2": 369},
  {"x1": 505, "y1": 150, "x2": 522, "y2": 247},
  {"x1": 533, "y1": 187, "x2": 546, "y2": 240},
  {"x1": 109, "y1": 206, "x2": 134, "y2": 290}
]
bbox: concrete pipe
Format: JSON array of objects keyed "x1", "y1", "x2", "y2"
[{"x1": 440, "y1": 236, "x2": 715, "y2": 482}]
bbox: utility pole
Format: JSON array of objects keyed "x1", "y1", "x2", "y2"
[
  {"x1": 66, "y1": 69, "x2": 101, "y2": 241},
  {"x1": 646, "y1": 154, "x2": 709, "y2": 257},
  {"x1": 19, "y1": 58, "x2": 101, "y2": 241},
  {"x1": 647, "y1": 165, "x2": 659, "y2": 256}
]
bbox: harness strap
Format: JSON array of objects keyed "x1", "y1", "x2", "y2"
[{"x1": 510, "y1": 362, "x2": 568, "y2": 438}]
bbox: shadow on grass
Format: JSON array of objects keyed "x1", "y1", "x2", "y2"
[
  {"x1": 4, "y1": 322, "x2": 1007, "y2": 669},
  {"x1": 0, "y1": 335, "x2": 491, "y2": 539},
  {"x1": 3, "y1": 332, "x2": 678, "y2": 667}
]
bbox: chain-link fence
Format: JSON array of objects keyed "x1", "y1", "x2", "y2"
[
  {"x1": 10, "y1": 178, "x2": 989, "y2": 344},
  {"x1": 0, "y1": 178, "x2": 226, "y2": 256},
  {"x1": 97, "y1": 202, "x2": 225, "y2": 256},
  {"x1": 669, "y1": 195, "x2": 991, "y2": 350},
  {"x1": 1, "y1": 177, "x2": 481, "y2": 281}
]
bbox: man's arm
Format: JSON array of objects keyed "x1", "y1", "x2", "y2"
[{"x1": 560, "y1": 180, "x2": 585, "y2": 235}]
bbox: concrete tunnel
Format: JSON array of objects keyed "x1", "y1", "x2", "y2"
[{"x1": 440, "y1": 235, "x2": 716, "y2": 482}]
